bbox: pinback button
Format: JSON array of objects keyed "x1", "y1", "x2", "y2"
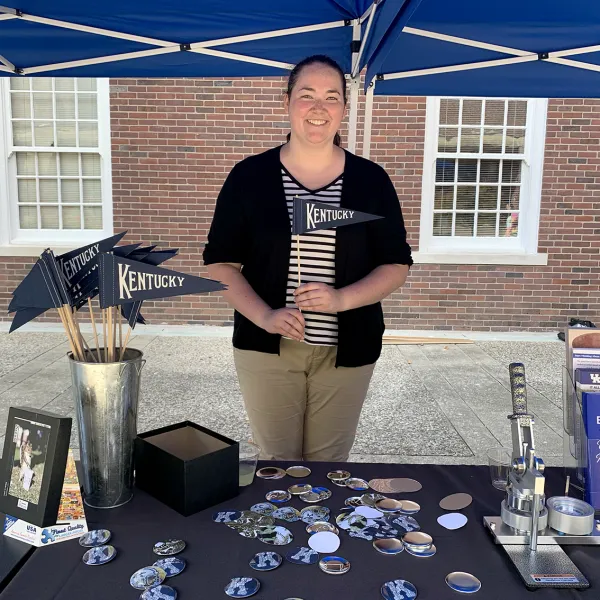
[
  {"x1": 79, "y1": 529, "x2": 111, "y2": 547},
  {"x1": 224, "y1": 577, "x2": 261, "y2": 598},
  {"x1": 130, "y1": 566, "x2": 165, "y2": 590},
  {"x1": 82, "y1": 545, "x2": 116, "y2": 566},
  {"x1": 319, "y1": 556, "x2": 350, "y2": 575},
  {"x1": 346, "y1": 478, "x2": 369, "y2": 491},
  {"x1": 153, "y1": 540, "x2": 186, "y2": 556},
  {"x1": 213, "y1": 510, "x2": 242, "y2": 523},
  {"x1": 285, "y1": 546, "x2": 320, "y2": 565},
  {"x1": 446, "y1": 572, "x2": 481, "y2": 593},
  {"x1": 381, "y1": 579, "x2": 418, "y2": 600},
  {"x1": 140, "y1": 585, "x2": 177, "y2": 600},
  {"x1": 256, "y1": 467, "x2": 286, "y2": 480},
  {"x1": 286, "y1": 465, "x2": 312, "y2": 478},
  {"x1": 373, "y1": 538, "x2": 404, "y2": 555},
  {"x1": 327, "y1": 470, "x2": 351, "y2": 486},
  {"x1": 272, "y1": 507, "x2": 301, "y2": 522},
  {"x1": 249, "y1": 551, "x2": 282, "y2": 571},
  {"x1": 153, "y1": 557, "x2": 186, "y2": 577},
  {"x1": 288, "y1": 483, "x2": 312, "y2": 496},
  {"x1": 266, "y1": 490, "x2": 291, "y2": 503},
  {"x1": 250, "y1": 503, "x2": 276, "y2": 516}
]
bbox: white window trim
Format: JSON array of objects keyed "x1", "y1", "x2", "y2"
[
  {"x1": 0, "y1": 78, "x2": 113, "y2": 256},
  {"x1": 418, "y1": 96, "x2": 548, "y2": 266}
]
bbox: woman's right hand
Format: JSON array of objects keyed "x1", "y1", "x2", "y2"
[{"x1": 260, "y1": 308, "x2": 305, "y2": 341}]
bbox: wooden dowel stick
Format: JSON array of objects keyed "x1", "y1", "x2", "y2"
[
  {"x1": 88, "y1": 298, "x2": 101, "y2": 361},
  {"x1": 102, "y1": 308, "x2": 107, "y2": 362},
  {"x1": 118, "y1": 309, "x2": 123, "y2": 356},
  {"x1": 65, "y1": 306, "x2": 85, "y2": 360},
  {"x1": 57, "y1": 307, "x2": 79, "y2": 360},
  {"x1": 120, "y1": 326, "x2": 133, "y2": 362},
  {"x1": 107, "y1": 306, "x2": 113, "y2": 362}
]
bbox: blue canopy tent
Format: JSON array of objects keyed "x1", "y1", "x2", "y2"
[
  {"x1": 0, "y1": 0, "x2": 420, "y2": 152},
  {"x1": 361, "y1": 0, "x2": 600, "y2": 156}
]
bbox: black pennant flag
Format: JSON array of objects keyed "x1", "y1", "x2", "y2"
[
  {"x1": 98, "y1": 253, "x2": 226, "y2": 309},
  {"x1": 121, "y1": 248, "x2": 180, "y2": 328},
  {"x1": 292, "y1": 198, "x2": 382, "y2": 235},
  {"x1": 9, "y1": 307, "x2": 46, "y2": 333},
  {"x1": 57, "y1": 232, "x2": 126, "y2": 287}
]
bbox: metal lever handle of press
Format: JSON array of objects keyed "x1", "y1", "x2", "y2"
[{"x1": 509, "y1": 362, "x2": 527, "y2": 415}]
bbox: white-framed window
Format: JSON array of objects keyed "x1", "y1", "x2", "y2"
[
  {"x1": 418, "y1": 96, "x2": 548, "y2": 265},
  {"x1": 0, "y1": 77, "x2": 113, "y2": 251}
]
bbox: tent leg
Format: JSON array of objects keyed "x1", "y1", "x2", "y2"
[
  {"x1": 363, "y1": 80, "x2": 375, "y2": 159},
  {"x1": 348, "y1": 76, "x2": 359, "y2": 153}
]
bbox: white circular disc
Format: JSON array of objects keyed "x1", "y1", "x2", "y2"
[
  {"x1": 355, "y1": 506, "x2": 384, "y2": 519},
  {"x1": 437, "y1": 512, "x2": 468, "y2": 530},
  {"x1": 308, "y1": 531, "x2": 340, "y2": 554}
]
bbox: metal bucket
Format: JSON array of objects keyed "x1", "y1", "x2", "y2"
[{"x1": 69, "y1": 348, "x2": 145, "y2": 509}]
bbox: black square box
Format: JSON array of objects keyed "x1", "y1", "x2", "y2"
[{"x1": 134, "y1": 421, "x2": 239, "y2": 516}]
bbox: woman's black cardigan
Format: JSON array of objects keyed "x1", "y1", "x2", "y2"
[{"x1": 203, "y1": 145, "x2": 413, "y2": 368}]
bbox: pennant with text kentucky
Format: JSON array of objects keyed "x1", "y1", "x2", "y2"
[
  {"x1": 57, "y1": 232, "x2": 127, "y2": 288},
  {"x1": 291, "y1": 198, "x2": 383, "y2": 235},
  {"x1": 98, "y1": 253, "x2": 226, "y2": 309}
]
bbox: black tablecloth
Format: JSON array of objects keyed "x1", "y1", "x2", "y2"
[{"x1": 0, "y1": 462, "x2": 597, "y2": 600}]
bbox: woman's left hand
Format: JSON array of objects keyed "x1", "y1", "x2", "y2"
[{"x1": 294, "y1": 283, "x2": 345, "y2": 313}]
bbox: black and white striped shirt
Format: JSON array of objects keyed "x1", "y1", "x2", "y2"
[{"x1": 282, "y1": 165, "x2": 343, "y2": 346}]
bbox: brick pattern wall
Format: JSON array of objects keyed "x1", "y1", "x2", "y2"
[{"x1": 1, "y1": 79, "x2": 599, "y2": 332}]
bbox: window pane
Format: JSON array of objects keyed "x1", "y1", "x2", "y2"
[
  {"x1": 480, "y1": 160, "x2": 500, "y2": 183},
  {"x1": 455, "y1": 213, "x2": 474, "y2": 236},
  {"x1": 460, "y1": 128, "x2": 480, "y2": 153},
  {"x1": 60, "y1": 153, "x2": 80, "y2": 176},
  {"x1": 502, "y1": 160, "x2": 521, "y2": 183},
  {"x1": 62, "y1": 206, "x2": 81, "y2": 229},
  {"x1": 55, "y1": 79, "x2": 75, "y2": 92},
  {"x1": 479, "y1": 186, "x2": 499, "y2": 211},
  {"x1": 483, "y1": 128, "x2": 503, "y2": 153},
  {"x1": 433, "y1": 213, "x2": 453, "y2": 236},
  {"x1": 505, "y1": 128, "x2": 525, "y2": 154},
  {"x1": 12, "y1": 121, "x2": 32, "y2": 146},
  {"x1": 79, "y1": 122, "x2": 99, "y2": 147},
  {"x1": 11, "y1": 79, "x2": 30, "y2": 91},
  {"x1": 32, "y1": 79, "x2": 52, "y2": 91},
  {"x1": 40, "y1": 206, "x2": 59, "y2": 228},
  {"x1": 456, "y1": 187, "x2": 476, "y2": 211},
  {"x1": 436, "y1": 159, "x2": 455, "y2": 183},
  {"x1": 83, "y1": 180, "x2": 101, "y2": 203},
  {"x1": 507, "y1": 100, "x2": 527, "y2": 127},
  {"x1": 78, "y1": 94, "x2": 98, "y2": 119},
  {"x1": 34, "y1": 121, "x2": 55, "y2": 147},
  {"x1": 61, "y1": 179, "x2": 80, "y2": 203},
  {"x1": 57, "y1": 121, "x2": 77, "y2": 147},
  {"x1": 501, "y1": 212, "x2": 519, "y2": 237},
  {"x1": 19, "y1": 206, "x2": 38, "y2": 229},
  {"x1": 18, "y1": 179, "x2": 37, "y2": 203},
  {"x1": 56, "y1": 93, "x2": 76, "y2": 119},
  {"x1": 462, "y1": 99, "x2": 482, "y2": 125},
  {"x1": 39, "y1": 179, "x2": 58, "y2": 203},
  {"x1": 501, "y1": 186, "x2": 520, "y2": 211},
  {"x1": 33, "y1": 93, "x2": 53, "y2": 119},
  {"x1": 484, "y1": 100, "x2": 505, "y2": 125},
  {"x1": 457, "y1": 159, "x2": 477, "y2": 182},
  {"x1": 82, "y1": 154, "x2": 101, "y2": 176},
  {"x1": 83, "y1": 206, "x2": 103, "y2": 229},
  {"x1": 38, "y1": 153, "x2": 57, "y2": 176},
  {"x1": 477, "y1": 213, "x2": 497, "y2": 237},
  {"x1": 11, "y1": 93, "x2": 31, "y2": 119},
  {"x1": 440, "y1": 99, "x2": 460, "y2": 125},
  {"x1": 77, "y1": 79, "x2": 97, "y2": 92},
  {"x1": 16, "y1": 153, "x2": 35, "y2": 176},
  {"x1": 438, "y1": 127, "x2": 457, "y2": 152},
  {"x1": 434, "y1": 186, "x2": 454, "y2": 210}
]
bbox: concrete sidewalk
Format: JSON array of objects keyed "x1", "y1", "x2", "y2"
[{"x1": 0, "y1": 326, "x2": 566, "y2": 466}]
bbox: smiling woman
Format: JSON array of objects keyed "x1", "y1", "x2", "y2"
[{"x1": 203, "y1": 55, "x2": 413, "y2": 462}]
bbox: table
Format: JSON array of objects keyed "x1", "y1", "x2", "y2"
[{"x1": 0, "y1": 462, "x2": 597, "y2": 599}]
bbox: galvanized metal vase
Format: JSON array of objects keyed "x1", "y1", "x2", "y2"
[{"x1": 69, "y1": 348, "x2": 145, "y2": 509}]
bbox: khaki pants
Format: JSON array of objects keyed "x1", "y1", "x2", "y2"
[{"x1": 233, "y1": 338, "x2": 375, "y2": 462}]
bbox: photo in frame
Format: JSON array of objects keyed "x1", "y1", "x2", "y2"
[{"x1": 0, "y1": 408, "x2": 71, "y2": 528}]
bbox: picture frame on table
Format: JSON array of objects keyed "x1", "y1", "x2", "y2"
[{"x1": 0, "y1": 407, "x2": 71, "y2": 528}]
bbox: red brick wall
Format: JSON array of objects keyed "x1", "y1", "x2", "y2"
[{"x1": 1, "y1": 79, "x2": 599, "y2": 331}]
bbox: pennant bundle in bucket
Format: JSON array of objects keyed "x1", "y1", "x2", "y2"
[
  {"x1": 290, "y1": 197, "x2": 383, "y2": 285},
  {"x1": 7, "y1": 233, "x2": 226, "y2": 364}
]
